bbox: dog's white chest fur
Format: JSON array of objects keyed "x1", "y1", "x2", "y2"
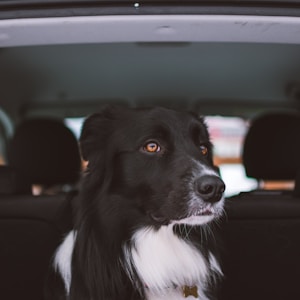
[
  {"x1": 54, "y1": 227, "x2": 221, "y2": 300},
  {"x1": 123, "y1": 226, "x2": 219, "y2": 300}
]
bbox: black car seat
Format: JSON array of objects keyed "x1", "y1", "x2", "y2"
[
  {"x1": 220, "y1": 111, "x2": 300, "y2": 300},
  {"x1": 0, "y1": 165, "x2": 31, "y2": 195},
  {"x1": 8, "y1": 118, "x2": 81, "y2": 193},
  {"x1": 0, "y1": 118, "x2": 81, "y2": 300}
]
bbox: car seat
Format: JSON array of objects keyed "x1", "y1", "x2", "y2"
[
  {"x1": 0, "y1": 118, "x2": 81, "y2": 300},
  {"x1": 243, "y1": 111, "x2": 300, "y2": 183},
  {"x1": 8, "y1": 118, "x2": 81, "y2": 193},
  {"x1": 220, "y1": 111, "x2": 300, "y2": 300}
]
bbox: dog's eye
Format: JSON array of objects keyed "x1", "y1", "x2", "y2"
[
  {"x1": 200, "y1": 145, "x2": 208, "y2": 156},
  {"x1": 143, "y1": 141, "x2": 161, "y2": 153}
]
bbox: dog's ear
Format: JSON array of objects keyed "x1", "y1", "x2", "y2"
[{"x1": 80, "y1": 105, "x2": 118, "y2": 161}]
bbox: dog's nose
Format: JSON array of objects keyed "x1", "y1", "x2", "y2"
[{"x1": 195, "y1": 175, "x2": 225, "y2": 203}]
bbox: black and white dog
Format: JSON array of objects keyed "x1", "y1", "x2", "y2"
[{"x1": 49, "y1": 106, "x2": 225, "y2": 300}]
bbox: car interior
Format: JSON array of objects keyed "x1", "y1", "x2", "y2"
[{"x1": 1, "y1": 1, "x2": 300, "y2": 299}]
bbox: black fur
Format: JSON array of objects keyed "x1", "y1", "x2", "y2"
[{"x1": 47, "y1": 106, "x2": 225, "y2": 300}]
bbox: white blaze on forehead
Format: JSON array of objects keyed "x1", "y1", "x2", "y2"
[{"x1": 191, "y1": 159, "x2": 219, "y2": 177}]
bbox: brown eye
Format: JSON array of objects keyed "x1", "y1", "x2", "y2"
[
  {"x1": 200, "y1": 145, "x2": 208, "y2": 156},
  {"x1": 143, "y1": 141, "x2": 161, "y2": 153}
]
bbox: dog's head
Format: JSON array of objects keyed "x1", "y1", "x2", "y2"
[{"x1": 80, "y1": 105, "x2": 225, "y2": 227}]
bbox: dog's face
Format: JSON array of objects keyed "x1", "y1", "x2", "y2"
[{"x1": 80, "y1": 106, "x2": 225, "y2": 227}]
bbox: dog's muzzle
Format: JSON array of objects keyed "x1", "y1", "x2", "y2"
[
  {"x1": 170, "y1": 174, "x2": 225, "y2": 226},
  {"x1": 194, "y1": 175, "x2": 225, "y2": 203}
]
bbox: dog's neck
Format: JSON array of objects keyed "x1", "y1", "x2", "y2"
[{"x1": 122, "y1": 225, "x2": 221, "y2": 300}]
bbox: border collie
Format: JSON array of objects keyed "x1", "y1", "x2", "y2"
[{"x1": 48, "y1": 106, "x2": 225, "y2": 300}]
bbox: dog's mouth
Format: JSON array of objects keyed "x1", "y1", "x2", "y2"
[
  {"x1": 191, "y1": 207, "x2": 214, "y2": 217},
  {"x1": 149, "y1": 204, "x2": 222, "y2": 227},
  {"x1": 171, "y1": 204, "x2": 222, "y2": 226}
]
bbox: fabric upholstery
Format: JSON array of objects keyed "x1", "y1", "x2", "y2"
[
  {"x1": 221, "y1": 111, "x2": 300, "y2": 300},
  {"x1": 0, "y1": 165, "x2": 31, "y2": 194},
  {"x1": 243, "y1": 111, "x2": 300, "y2": 180},
  {"x1": 8, "y1": 118, "x2": 81, "y2": 185}
]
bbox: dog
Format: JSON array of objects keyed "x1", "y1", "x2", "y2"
[{"x1": 48, "y1": 105, "x2": 225, "y2": 300}]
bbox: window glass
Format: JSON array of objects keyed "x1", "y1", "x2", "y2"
[
  {"x1": 64, "y1": 117, "x2": 85, "y2": 140},
  {"x1": 206, "y1": 116, "x2": 257, "y2": 197},
  {"x1": 0, "y1": 108, "x2": 14, "y2": 165}
]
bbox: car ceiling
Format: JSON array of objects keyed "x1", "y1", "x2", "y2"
[{"x1": 1, "y1": 14, "x2": 300, "y2": 120}]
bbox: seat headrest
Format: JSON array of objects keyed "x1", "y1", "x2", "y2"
[
  {"x1": 0, "y1": 166, "x2": 31, "y2": 194},
  {"x1": 243, "y1": 112, "x2": 300, "y2": 180},
  {"x1": 8, "y1": 118, "x2": 81, "y2": 185}
]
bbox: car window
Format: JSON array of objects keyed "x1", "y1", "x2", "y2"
[
  {"x1": 0, "y1": 108, "x2": 13, "y2": 165},
  {"x1": 64, "y1": 117, "x2": 84, "y2": 140},
  {"x1": 206, "y1": 116, "x2": 257, "y2": 197}
]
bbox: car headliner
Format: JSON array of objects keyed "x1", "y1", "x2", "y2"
[{"x1": 0, "y1": 9, "x2": 300, "y2": 120}]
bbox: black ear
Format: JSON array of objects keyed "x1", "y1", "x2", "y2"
[{"x1": 80, "y1": 106, "x2": 118, "y2": 161}]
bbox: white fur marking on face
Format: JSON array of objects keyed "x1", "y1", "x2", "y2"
[
  {"x1": 192, "y1": 160, "x2": 219, "y2": 177},
  {"x1": 171, "y1": 214, "x2": 215, "y2": 226},
  {"x1": 53, "y1": 230, "x2": 77, "y2": 294},
  {"x1": 182, "y1": 160, "x2": 225, "y2": 226},
  {"x1": 124, "y1": 226, "x2": 210, "y2": 299}
]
